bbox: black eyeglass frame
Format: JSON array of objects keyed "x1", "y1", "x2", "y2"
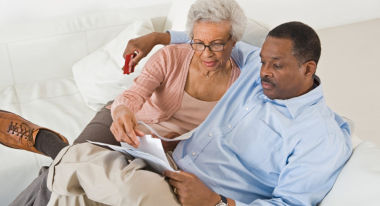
[{"x1": 190, "y1": 35, "x2": 232, "y2": 52}]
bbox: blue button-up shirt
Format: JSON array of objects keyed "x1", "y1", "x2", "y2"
[{"x1": 169, "y1": 31, "x2": 353, "y2": 206}]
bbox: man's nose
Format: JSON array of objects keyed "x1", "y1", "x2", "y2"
[{"x1": 261, "y1": 64, "x2": 273, "y2": 77}]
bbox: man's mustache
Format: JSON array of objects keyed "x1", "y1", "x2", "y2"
[{"x1": 261, "y1": 77, "x2": 276, "y2": 86}]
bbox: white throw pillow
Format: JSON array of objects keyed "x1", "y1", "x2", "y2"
[
  {"x1": 319, "y1": 141, "x2": 380, "y2": 206},
  {"x1": 73, "y1": 19, "x2": 163, "y2": 111},
  {"x1": 165, "y1": 0, "x2": 269, "y2": 48}
]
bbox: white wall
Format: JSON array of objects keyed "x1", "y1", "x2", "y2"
[
  {"x1": 0, "y1": 0, "x2": 173, "y2": 26},
  {"x1": 237, "y1": 0, "x2": 380, "y2": 30},
  {"x1": 317, "y1": 19, "x2": 380, "y2": 146}
]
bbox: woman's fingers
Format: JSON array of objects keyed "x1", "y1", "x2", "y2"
[
  {"x1": 134, "y1": 128, "x2": 145, "y2": 137},
  {"x1": 122, "y1": 120, "x2": 140, "y2": 148},
  {"x1": 111, "y1": 117, "x2": 138, "y2": 147}
]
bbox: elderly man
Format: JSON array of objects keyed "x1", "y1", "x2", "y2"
[{"x1": 1, "y1": 21, "x2": 351, "y2": 206}]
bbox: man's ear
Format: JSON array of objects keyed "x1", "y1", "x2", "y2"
[{"x1": 303, "y1": 61, "x2": 317, "y2": 77}]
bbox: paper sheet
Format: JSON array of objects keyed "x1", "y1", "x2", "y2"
[
  {"x1": 120, "y1": 135, "x2": 168, "y2": 164},
  {"x1": 137, "y1": 121, "x2": 194, "y2": 141},
  {"x1": 88, "y1": 136, "x2": 176, "y2": 174}
]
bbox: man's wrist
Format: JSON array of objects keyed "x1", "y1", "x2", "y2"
[
  {"x1": 227, "y1": 198, "x2": 236, "y2": 206},
  {"x1": 212, "y1": 192, "x2": 222, "y2": 205},
  {"x1": 152, "y1": 32, "x2": 171, "y2": 46}
]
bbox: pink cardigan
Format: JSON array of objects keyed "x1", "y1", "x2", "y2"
[{"x1": 111, "y1": 44, "x2": 240, "y2": 124}]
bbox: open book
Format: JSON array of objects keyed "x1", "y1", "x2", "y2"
[{"x1": 88, "y1": 125, "x2": 194, "y2": 174}]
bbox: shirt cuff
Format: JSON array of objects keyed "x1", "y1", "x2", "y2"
[{"x1": 167, "y1": 30, "x2": 191, "y2": 44}]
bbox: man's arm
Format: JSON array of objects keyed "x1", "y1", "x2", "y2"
[
  {"x1": 123, "y1": 31, "x2": 261, "y2": 72},
  {"x1": 163, "y1": 133, "x2": 351, "y2": 206},
  {"x1": 237, "y1": 134, "x2": 352, "y2": 206},
  {"x1": 123, "y1": 32, "x2": 171, "y2": 66}
]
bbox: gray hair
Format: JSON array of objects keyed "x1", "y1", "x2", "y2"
[{"x1": 186, "y1": 0, "x2": 247, "y2": 42}]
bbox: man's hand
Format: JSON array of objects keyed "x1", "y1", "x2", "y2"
[
  {"x1": 110, "y1": 105, "x2": 145, "y2": 148},
  {"x1": 122, "y1": 32, "x2": 171, "y2": 69},
  {"x1": 163, "y1": 170, "x2": 221, "y2": 206},
  {"x1": 152, "y1": 132, "x2": 181, "y2": 153}
]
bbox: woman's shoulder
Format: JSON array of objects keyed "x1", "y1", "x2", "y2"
[
  {"x1": 162, "y1": 43, "x2": 193, "y2": 54},
  {"x1": 146, "y1": 44, "x2": 192, "y2": 64},
  {"x1": 157, "y1": 44, "x2": 194, "y2": 67}
]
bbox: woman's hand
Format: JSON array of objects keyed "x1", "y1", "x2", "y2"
[
  {"x1": 110, "y1": 105, "x2": 145, "y2": 148},
  {"x1": 152, "y1": 132, "x2": 181, "y2": 153},
  {"x1": 122, "y1": 32, "x2": 171, "y2": 68}
]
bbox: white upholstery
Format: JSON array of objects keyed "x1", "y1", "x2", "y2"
[
  {"x1": 319, "y1": 141, "x2": 380, "y2": 206},
  {"x1": 0, "y1": 3, "x2": 170, "y2": 205},
  {"x1": 72, "y1": 19, "x2": 163, "y2": 111}
]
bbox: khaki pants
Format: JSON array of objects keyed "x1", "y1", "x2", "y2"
[{"x1": 46, "y1": 143, "x2": 181, "y2": 206}]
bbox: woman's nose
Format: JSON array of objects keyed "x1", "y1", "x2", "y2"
[{"x1": 202, "y1": 46, "x2": 214, "y2": 57}]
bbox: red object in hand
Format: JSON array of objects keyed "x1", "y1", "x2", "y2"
[{"x1": 123, "y1": 53, "x2": 137, "y2": 75}]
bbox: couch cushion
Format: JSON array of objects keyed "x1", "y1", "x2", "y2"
[
  {"x1": 8, "y1": 34, "x2": 88, "y2": 85},
  {"x1": 319, "y1": 141, "x2": 380, "y2": 206},
  {"x1": 72, "y1": 19, "x2": 164, "y2": 111}
]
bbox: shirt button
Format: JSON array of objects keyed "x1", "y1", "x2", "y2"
[
  {"x1": 246, "y1": 107, "x2": 249, "y2": 111},
  {"x1": 192, "y1": 152, "x2": 196, "y2": 156},
  {"x1": 228, "y1": 125, "x2": 231, "y2": 128},
  {"x1": 209, "y1": 133, "x2": 213, "y2": 137}
]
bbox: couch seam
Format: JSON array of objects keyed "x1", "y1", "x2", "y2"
[
  {"x1": 247, "y1": 18, "x2": 270, "y2": 30},
  {"x1": 1, "y1": 17, "x2": 166, "y2": 45},
  {"x1": 17, "y1": 91, "x2": 81, "y2": 104},
  {"x1": 14, "y1": 75, "x2": 74, "y2": 85}
]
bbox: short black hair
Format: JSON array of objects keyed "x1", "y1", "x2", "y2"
[{"x1": 268, "y1": 22, "x2": 321, "y2": 65}]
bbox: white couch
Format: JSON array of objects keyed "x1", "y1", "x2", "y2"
[{"x1": 0, "y1": 1, "x2": 379, "y2": 206}]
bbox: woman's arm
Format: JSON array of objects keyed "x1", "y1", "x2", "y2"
[{"x1": 110, "y1": 47, "x2": 170, "y2": 147}]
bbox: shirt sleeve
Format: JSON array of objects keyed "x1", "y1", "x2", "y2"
[
  {"x1": 235, "y1": 134, "x2": 352, "y2": 206},
  {"x1": 110, "y1": 47, "x2": 169, "y2": 119},
  {"x1": 168, "y1": 30, "x2": 191, "y2": 44},
  {"x1": 230, "y1": 41, "x2": 261, "y2": 72}
]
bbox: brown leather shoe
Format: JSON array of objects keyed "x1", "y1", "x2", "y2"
[{"x1": 0, "y1": 110, "x2": 69, "y2": 156}]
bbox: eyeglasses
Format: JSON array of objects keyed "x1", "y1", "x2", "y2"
[{"x1": 190, "y1": 35, "x2": 232, "y2": 52}]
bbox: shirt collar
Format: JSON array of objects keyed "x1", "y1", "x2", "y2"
[{"x1": 263, "y1": 76, "x2": 324, "y2": 119}]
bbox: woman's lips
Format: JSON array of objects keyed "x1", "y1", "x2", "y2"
[{"x1": 203, "y1": 61, "x2": 217, "y2": 67}]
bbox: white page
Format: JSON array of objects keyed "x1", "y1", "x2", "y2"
[{"x1": 120, "y1": 135, "x2": 168, "y2": 164}]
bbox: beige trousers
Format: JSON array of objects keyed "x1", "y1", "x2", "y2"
[{"x1": 46, "y1": 143, "x2": 181, "y2": 206}]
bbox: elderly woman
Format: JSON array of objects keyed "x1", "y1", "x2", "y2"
[
  {"x1": 0, "y1": 0, "x2": 247, "y2": 205},
  {"x1": 109, "y1": 0, "x2": 247, "y2": 148}
]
